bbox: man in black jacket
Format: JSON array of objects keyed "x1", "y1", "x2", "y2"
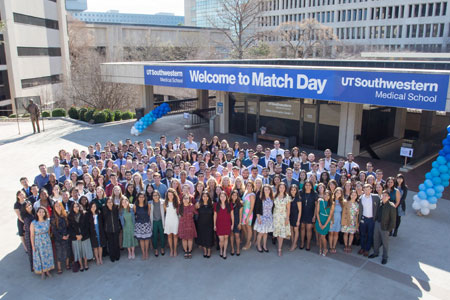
[{"x1": 369, "y1": 191, "x2": 397, "y2": 264}]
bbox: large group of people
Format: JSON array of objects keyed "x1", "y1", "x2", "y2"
[{"x1": 14, "y1": 133, "x2": 408, "y2": 279}]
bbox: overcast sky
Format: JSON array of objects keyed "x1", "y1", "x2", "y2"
[{"x1": 87, "y1": 0, "x2": 185, "y2": 16}]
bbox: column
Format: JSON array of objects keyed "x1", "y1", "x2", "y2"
[
  {"x1": 141, "y1": 85, "x2": 154, "y2": 113},
  {"x1": 197, "y1": 89, "x2": 209, "y2": 109},
  {"x1": 216, "y1": 91, "x2": 229, "y2": 134},
  {"x1": 393, "y1": 108, "x2": 407, "y2": 139},
  {"x1": 337, "y1": 103, "x2": 363, "y2": 157}
]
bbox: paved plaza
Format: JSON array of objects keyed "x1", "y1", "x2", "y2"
[{"x1": 0, "y1": 117, "x2": 449, "y2": 300}]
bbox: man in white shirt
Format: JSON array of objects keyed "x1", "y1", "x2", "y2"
[
  {"x1": 307, "y1": 163, "x2": 321, "y2": 181},
  {"x1": 358, "y1": 184, "x2": 380, "y2": 256},
  {"x1": 259, "y1": 148, "x2": 274, "y2": 168},
  {"x1": 173, "y1": 137, "x2": 182, "y2": 151},
  {"x1": 323, "y1": 149, "x2": 336, "y2": 171},
  {"x1": 343, "y1": 153, "x2": 359, "y2": 175},
  {"x1": 179, "y1": 171, "x2": 194, "y2": 195},
  {"x1": 270, "y1": 140, "x2": 284, "y2": 159},
  {"x1": 248, "y1": 166, "x2": 263, "y2": 182},
  {"x1": 184, "y1": 133, "x2": 198, "y2": 151}
]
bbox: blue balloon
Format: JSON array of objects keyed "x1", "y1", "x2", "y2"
[
  {"x1": 436, "y1": 192, "x2": 443, "y2": 198},
  {"x1": 432, "y1": 161, "x2": 439, "y2": 168},
  {"x1": 444, "y1": 139, "x2": 450, "y2": 145},
  {"x1": 425, "y1": 179, "x2": 434, "y2": 188},
  {"x1": 435, "y1": 185, "x2": 445, "y2": 192},
  {"x1": 443, "y1": 181, "x2": 450, "y2": 187},
  {"x1": 426, "y1": 188, "x2": 436, "y2": 196},
  {"x1": 431, "y1": 168, "x2": 440, "y2": 177},
  {"x1": 444, "y1": 146, "x2": 450, "y2": 154},
  {"x1": 437, "y1": 156, "x2": 447, "y2": 164},
  {"x1": 439, "y1": 165, "x2": 449, "y2": 173},
  {"x1": 425, "y1": 172, "x2": 433, "y2": 179},
  {"x1": 445, "y1": 154, "x2": 450, "y2": 161},
  {"x1": 419, "y1": 184, "x2": 426, "y2": 191},
  {"x1": 440, "y1": 173, "x2": 450, "y2": 181},
  {"x1": 447, "y1": 133, "x2": 450, "y2": 140},
  {"x1": 447, "y1": 125, "x2": 450, "y2": 133},
  {"x1": 428, "y1": 196, "x2": 438, "y2": 204},
  {"x1": 439, "y1": 150, "x2": 445, "y2": 156},
  {"x1": 418, "y1": 191, "x2": 427, "y2": 199},
  {"x1": 432, "y1": 177, "x2": 441, "y2": 185}
]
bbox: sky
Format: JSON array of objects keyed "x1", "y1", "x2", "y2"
[{"x1": 86, "y1": 0, "x2": 185, "y2": 16}]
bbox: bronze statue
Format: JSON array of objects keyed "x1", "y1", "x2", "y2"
[{"x1": 23, "y1": 99, "x2": 40, "y2": 133}]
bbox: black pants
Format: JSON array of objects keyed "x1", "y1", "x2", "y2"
[{"x1": 106, "y1": 232, "x2": 120, "y2": 261}]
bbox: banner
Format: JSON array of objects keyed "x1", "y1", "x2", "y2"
[{"x1": 144, "y1": 65, "x2": 449, "y2": 111}]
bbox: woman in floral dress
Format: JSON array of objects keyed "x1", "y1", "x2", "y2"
[
  {"x1": 272, "y1": 182, "x2": 291, "y2": 257},
  {"x1": 241, "y1": 181, "x2": 255, "y2": 250},
  {"x1": 254, "y1": 185, "x2": 274, "y2": 253},
  {"x1": 31, "y1": 207, "x2": 54, "y2": 279},
  {"x1": 341, "y1": 189, "x2": 360, "y2": 253}
]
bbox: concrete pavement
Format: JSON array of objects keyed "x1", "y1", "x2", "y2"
[{"x1": 0, "y1": 118, "x2": 449, "y2": 300}]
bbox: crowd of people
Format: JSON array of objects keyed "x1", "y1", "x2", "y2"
[{"x1": 14, "y1": 133, "x2": 408, "y2": 279}]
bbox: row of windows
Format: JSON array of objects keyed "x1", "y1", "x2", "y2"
[
  {"x1": 261, "y1": 0, "x2": 371, "y2": 11},
  {"x1": 17, "y1": 47, "x2": 61, "y2": 57},
  {"x1": 336, "y1": 26, "x2": 366, "y2": 39},
  {"x1": 337, "y1": 8, "x2": 368, "y2": 21},
  {"x1": 21, "y1": 74, "x2": 62, "y2": 89},
  {"x1": 370, "y1": 6, "x2": 405, "y2": 20},
  {"x1": 407, "y1": 2, "x2": 447, "y2": 18},
  {"x1": 13, "y1": 13, "x2": 59, "y2": 30},
  {"x1": 405, "y1": 23, "x2": 445, "y2": 38},
  {"x1": 368, "y1": 25, "x2": 403, "y2": 39}
]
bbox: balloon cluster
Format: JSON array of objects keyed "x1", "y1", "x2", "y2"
[
  {"x1": 130, "y1": 103, "x2": 171, "y2": 136},
  {"x1": 412, "y1": 125, "x2": 450, "y2": 215}
]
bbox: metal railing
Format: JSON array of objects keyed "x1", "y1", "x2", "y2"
[
  {"x1": 154, "y1": 96, "x2": 216, "y2": 115},
  {"x1": 188, "y1": 107, "x2": 216, "y2": 127}
]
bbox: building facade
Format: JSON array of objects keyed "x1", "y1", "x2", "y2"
[
  {"x1": 185, "y1": 0, "x2": 221, "y2": 27},
  {"x1": 70, "y1": 10, "x2": 184, "y2": 27},
  {"x1": 65, "y1": 0, "x2": 87, "y2": 12},
  {"x1": 0, "y1": 0, "x2": 70, "y2": 115}
]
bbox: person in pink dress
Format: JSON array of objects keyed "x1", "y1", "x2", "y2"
[
  {"x1": 214, "y1": 191, "x2": 234, "y2": 259},
  {"x1": 178, "y1": 194, "x2": 197, "y2": 259}
]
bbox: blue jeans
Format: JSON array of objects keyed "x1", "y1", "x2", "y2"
[{"x1": 359, "y1": 216, "x2": 374, "y2": 252}]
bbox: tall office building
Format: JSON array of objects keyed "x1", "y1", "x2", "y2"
[
  {"x1": 185, "y1": 0, "x2": 221, "y2": 27},
  {"x1": 66, "y1": 0, "x2": 87, "y2": 11},
  {"x1": 186, "y1": 0, "x2": 450, "y2": 53},
  {"x1": 0, "y1": 0, "x2": 70, "y2": 115}
]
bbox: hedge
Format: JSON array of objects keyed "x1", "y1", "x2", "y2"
[
  {"x1": 8, "y1": 114, "x2": 16, "y2": 118},
  {"x1": 68, "y1": 107, "x2": 79, "y2": 119},
  {"x1": 52, "y1": 108, "x2": 67, "y2": 117},
  {"x1": 93, "y1": 111, "x2": 107, "y2": 124},
  {"x1": 79, "y1": 108, "x2": 88, "y2": 121},
  {"x1": 121, "y1": 111, "x2": 133, "y2": 120},
  {"x1": 85, "y1": 108, "x2": 96, "y2": 123},
  {"x1": 41, "y1": 111, "x2": 51, "y2": 117},
  {"x1": 114, "y1": 110, "x2": 122, "y2": 121},
  {"x1": 103, "y1": 109, "x2": 114, "y2": 122},
  {"x1": 22, "y1": 113, "x2": 30, "y2": 118}
]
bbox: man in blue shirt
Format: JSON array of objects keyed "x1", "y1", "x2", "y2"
[
  {"x1": 34, "y1": 164, "x2": 49, "y2": 190},
  {"x1": 152, "y1": 173, "x2": 168, "y2": 198}
]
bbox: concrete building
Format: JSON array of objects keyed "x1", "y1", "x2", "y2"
[
  {"x1": 0, "y1": 0, "x2": 70, "y2": 115},
  {"x1": 65, "y1": 0, "x2": 87, "y2": 12},
  {"x1": 76, "y1": 22, "x2": 229, "y2": 62},
  {"x1": 186, "y1": 0, "x2": 450, "y2": 54},
  {"x1": 70, "y1": 10, "x2": 184, "y2": 27},
  {"x1": 100, "y1": 59, "x2": 450, "y2": 162}
]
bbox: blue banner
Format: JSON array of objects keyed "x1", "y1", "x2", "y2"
[{"x1": 144, "y1": 65, "x2": 449, "y2": 111}]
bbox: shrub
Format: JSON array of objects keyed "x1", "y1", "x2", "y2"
[
  {"x1": 8, "y1": 114, "x2": 17, "y2": 118},
  {"x1": 41, "y1": 111, "x2": 51, "y2": 117},
  {"x1": 103, "y1": 109, "x2": 114, "y2": 122},
  {"x1": 79, "y1": 107, "x2": 88, "y2": 121},
  {"x1": 132, "y1": 112, "x2": 136, "y2": 119},
  {"x1": 121, "y1": 110, "x2": 133, "y2": 120},
  {"x1": 52, "y1": 108, "x2": 67, "y2": 117},
  {"x1": 68, "y1": 107, "x2": 79, "y2": 119},
  {"x1": 114, "y1": 110, "x2": 122, "y2": 121},
  {"x1": 85, "y1": 108, "x2": 96, "y2": 123},
  {"x1": 93, "y1": 111, "x2": 107, "y2": 124},
  {"x1": 22, "y1": 113, "x2": 30, "y2": 118}
]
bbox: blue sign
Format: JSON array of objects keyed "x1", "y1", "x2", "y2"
[{"x1": 144, "y1": 65, "x2": 449, "y2": 111}]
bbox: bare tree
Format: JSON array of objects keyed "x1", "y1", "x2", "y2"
[
  {"x1": 273, "y1": 19, "x2": 338, "y2": 58},
  {"x1": 67, "y1": 19, "x2": 138, "y2": 110},
  {"x1": 210, "y1": 0, "x2": 262, "y2": 59}
]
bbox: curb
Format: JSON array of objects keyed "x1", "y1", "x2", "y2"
[{"x1": 0, "y1": 117, "x2": 136, "y2": 127}]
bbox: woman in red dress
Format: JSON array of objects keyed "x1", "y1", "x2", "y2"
[
  {"x1": 214, "y1": 191, "x2": 234, "y2": 259},
  {"x1": 178, "y1": 194, "x2": 197, "y2": 259}
]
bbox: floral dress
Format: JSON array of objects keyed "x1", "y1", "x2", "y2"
[
  {"x1": 341, "y1": 201, "x2": 359, "y2": 234},
  {"x1": 272, "y1": 195, "x2": 291, "y2": 238},
  {"x1": 32, "y1": 219, "x2": 54, "y2": 274},
  {"x1": 241, "y1": 192, "x2": 255, "y2": 225},
  {"x1": 254, "y1": 198, "x2": 274, "y2": 233}
]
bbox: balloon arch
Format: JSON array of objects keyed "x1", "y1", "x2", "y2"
[
  {"x1": 412, "y1": 125, "x2": 450, "y2": 215},
  {"x1": 130, "y1": 103, "x2": 171, "y2": 136}
]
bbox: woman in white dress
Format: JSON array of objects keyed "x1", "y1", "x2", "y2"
[
  {"x1": 273, "y1": 182, "x2": 291, "y2": 257},
  {"x1": 164, "y1": 188, "x2": 180, "y2": 257}
]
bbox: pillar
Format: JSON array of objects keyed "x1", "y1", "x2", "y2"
[
  {"x1": 337, "y1": 103, "x2": 363, "y2": 157},
  {"x1": 216, "y1": 91, "x2": 229, "y2": 134},
  {"x1": 197, "y1": 89, "x2": 209, "y2": 109},
  {"x1": 419, "y1": 110, "x2": 436, "y2": 141},
  {"x1": 393, "y1": 108, "x2": 407, "y2": 139},
  {"x1": 141, "y1": 85, "x2": 154, "y2": 113}
]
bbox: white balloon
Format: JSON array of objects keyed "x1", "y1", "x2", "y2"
[
  {"x1": 420, "y1": 207, "x2": 430, "y2": 215},
  {"x1": 429, "y1": 204, "x2": 437, "y2": 210},
  {"x1": 412, "y1": 195, "x2": 420, "y2": 202},
  {"x1": 412, "y1": 200, "x2": 421, "y2": 210},
  {"x1": 420, "y1": 200, "x2": 429, "y2": 208}
]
